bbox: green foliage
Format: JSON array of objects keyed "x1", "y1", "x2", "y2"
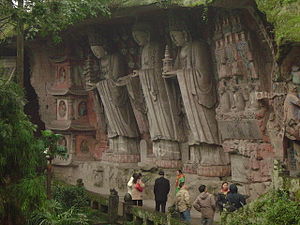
[
  {"x1": 0, "y1": 79, "x2": 47, "y2": 224},
  {"x1": 30, "y1": 184, "x2": 107, "y2": 225},
  {"x1": 24, "y1": 0, "x2": 111, "y2": 43},
  {"x1": 110, "y1": 0, "x2": 212, "y2": 7},
  {"x1": 53, "y1": 184, "x2": 89, "y2": 209},
  {"x1": 0, "y1": 0, "x2": 110, "y2": 43},
  {"x1": 222, "y1": 190, "x2": 300, "y2": 225},
  {"x1": 41, "y1": 129, "x2": 68, "y2": 161},
  {"x1": 255, "y1": 0, "x2": 300, "y2": 45},
  {"x1": 30, "y1": 200, "x2": 91, "y2": 225}
]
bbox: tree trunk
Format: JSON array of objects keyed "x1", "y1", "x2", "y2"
[
  {"x1": 16, "y1": 0, "x2": 24, "y2": 88},
  {"x1": 46, "y1": 160, "x2": 52, "y2": 199}
]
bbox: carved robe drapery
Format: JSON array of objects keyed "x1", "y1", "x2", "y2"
[
  {"x1": 139, "y1": 42, "x2": 180, "y2": 141},
  {"x1": 96, "y1": 54, "x2": 139, "y2": 138},
  {"x1": 175, "y1": 41, "x2": 220, "y2": 145},
  {"x1": 284, "y1": 93, "x2": 300, "y2": 123}
]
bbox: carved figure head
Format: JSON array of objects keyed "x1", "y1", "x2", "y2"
[
  {"x1": 132, "y1": 22, "x2": 153, "y2": 46},
  {"x1": 170, "y1": 31, "x2": 189, "y2": 47},
  {"x1": 90, "y1": 46, "x2": 106, "y2": 59},
  {"x1": 169, "y1": 11, "x2": 192, "y2": 47},
  {"x1": 87, "y1": 27, "x2": 113, "y2": 58}
]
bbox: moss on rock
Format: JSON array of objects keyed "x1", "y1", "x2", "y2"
[{"x1": 255, "y1": 0, "x2": 300, "y2": 45}]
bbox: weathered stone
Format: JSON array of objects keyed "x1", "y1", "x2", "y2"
[
  {"x1": 24, "y1": 5, "x2": 300, "y2": 202},
  {"x1": 198, "y1": 165, "x2": 231, "y2": 177},
  {"x1": 218, "y1": 120, "x2": 263, "y2": 140},
  {"x1": 231, "y1": 154, "x2": 250, "y2": 182}
]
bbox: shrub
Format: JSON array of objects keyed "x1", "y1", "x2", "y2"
[
  {"x1": 30, "y1": 200, "x2": 90, "y2": 225},
  {"x1": 222, "y1": 190, "x2": 300, "y2": 225},
  {"x1": 53, "y1": 184, "x2": 89, "y2": 209}
]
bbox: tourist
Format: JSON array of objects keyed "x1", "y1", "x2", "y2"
[
  {"x1": 216, "y1": 181, "x2": 229, "y2": 212},
  {"x1": 193, "y1": 185, "x2": 216, "y2": 225},
  {"x1": 127, "y1": 173, "x2": 138, "y2": 196},
  {"x1": 175, "y1": 182, "x2": 191, "y2": 223},
  {"x1": 154, "y1": 170, "x2": 170, "y2": 213},
  {"x1": 131, "y1": 174, "x2": 145, "y2": 206},
  {"x1": 226, "y1": 184, "x2": 246, "y2": 212},
  {"x1": 175, "y1": 169, "x2": 185, "y2": 194}
]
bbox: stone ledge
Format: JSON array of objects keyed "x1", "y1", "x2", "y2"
[
  {"x1": 197, "y1": 165, "x2": 231, "y2": 177},
  {"x1": 183, "y1": 163, "x2": 198, "y2": 174},
  {"x1": 102, "y1": 153, "x2": 140, "y2": 163}
]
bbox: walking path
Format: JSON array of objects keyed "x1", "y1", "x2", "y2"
[
  {"x1": 142, "y1": 199, "x2": 221, "y2": 225},
  {"x1": 118, "y1": 196, "x2": 221, "y2": 225}
]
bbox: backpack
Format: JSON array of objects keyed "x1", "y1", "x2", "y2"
[
  {"x1": 223, "y1": 202, "x2": 237, "y2": 212},
  {"x1": 223, "y1": 199, "x2": 244, "y2": 212}
]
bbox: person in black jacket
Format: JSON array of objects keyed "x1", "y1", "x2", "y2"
[
  {"x1": 216, "y1": 181, "x2": 229, "y2": 212},
  {"x1": 154, "y1": 170, "x2": 170, "y2": 213},
  {"x1": 226, "y1": 184, "x2": 246, "y2": 212}
]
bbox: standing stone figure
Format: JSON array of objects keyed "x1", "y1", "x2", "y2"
[
  {"x1": 88, "y1": 29, "x2": 139, "y2": 154},
  {"x1": 282, "y1": 82, "x2": 300, "y2": 174},
  {"x1": 166, "y1": 18, "x2": 220, "y2": 145},
  {"x1": 131, "y1": 22, "x2": 181, "y2": 159}
]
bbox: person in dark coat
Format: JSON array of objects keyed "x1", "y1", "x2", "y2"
[
  {"x1": 153, "y1": 170, "x2": 170, "y2": 213},
  {"x1": 216, "y1": 181, "x2": 229, "y2": 212},
  {"x1": 226, "y1": 184, "x2": 246, "y2": 212}
]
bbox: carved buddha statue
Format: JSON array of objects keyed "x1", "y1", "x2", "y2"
[
  {"x1": 165, "y1": 16, "x2": 220, "y2": 145},
  {"x1": 131, "y1": 21, "x2": 182, "y2": 159},
  {"x1": 88, "y1": 29, "x2": 139, "y2": 153}
]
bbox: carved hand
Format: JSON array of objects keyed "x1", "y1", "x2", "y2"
[
  {"x1": 131, "y1": 70, "x2": 139, "y2": 77},
  {"x1": 162, "y1": 70, "x2": 178, "y2": 78},
  {"x1": 115, "y1": 75, "x2": 131, "y2": 86}
]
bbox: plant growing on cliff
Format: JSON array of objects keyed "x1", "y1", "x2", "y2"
[{"x1": 255, "y1": 0, "x2": 300, "y2": 45}]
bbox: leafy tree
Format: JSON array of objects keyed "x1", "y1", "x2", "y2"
[
  {"x1": 0, "y1": 0, "x2": 110, "y2": 87},
  {"x1": 41, "y1": 129, "x2": 67, "y2": 199},
  {"x1": 0, "y1": 0, "x2": 110, "y2": 43},
  {"x1": 0, "y1": 78, "x2": 47, "y2": 225}
]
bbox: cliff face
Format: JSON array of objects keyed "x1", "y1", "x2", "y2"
[{"x1": 25, "y1": 0, "x2": 300, "y2": 200}]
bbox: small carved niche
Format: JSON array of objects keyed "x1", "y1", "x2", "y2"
[
  {"x1": 57, "y1": 67, "x2": 67, "y2": 83},
  {"x1": 58, "y1": 136, "x2": 68, "y2": 151},
  {"x1": 78, "y1": 101, "x2": 87, "y2": 117},
  {"x1": 80, "y1": 140, "x2": 89, "y2": 153},
  {"x1": 57, "y1": 100, "x2": 67, "y2": 120}
]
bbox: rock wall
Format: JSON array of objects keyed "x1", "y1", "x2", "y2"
[{"x1": 29, "y1": 4, "x2": 300, "y2": 201}]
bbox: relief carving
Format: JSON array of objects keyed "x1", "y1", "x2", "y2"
[
  {"x1": 283, "y1": 82, "x2": 300, "y2": 142},
  {"x1": 78, "y1": 101, "x2": 88, "y2": 117},
  {"x1": 165, "y1": 15, "x2": 219, "y2": 145},
  {"x1": 88, "y1": 29, "x2": 139, "y2": 155},
  {"x1": 131, "y1": 21, "x2": 182, "y2": 159},
  {"x1": 58, "y1": 100, "x2": 67, "y2": 119}
]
